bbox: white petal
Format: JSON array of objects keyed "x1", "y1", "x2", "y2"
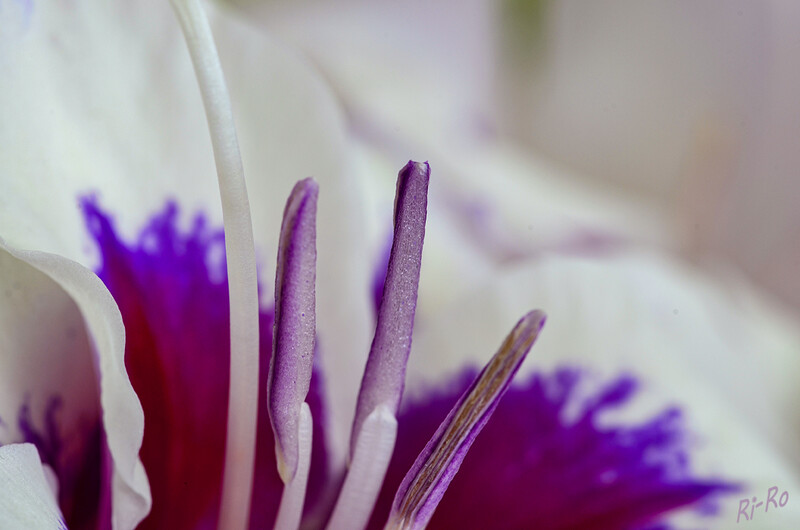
[
  {"x1": 409, "y1": 250, "x2": 800, "y2": 526},
  {"x1": 236, "y1": 0, "x2": 675, "y2": 249},
  {"x1": 0, "y1": 249, "x2": 100, "y2": 455},
  {"x1": 0, "y1": 246, "x2": 105, "y2": 525},
  {"x1": 0, "y1": 239, "x2": 151, "y2": 530},
  {"x1": 0, "y1": 0, "x2": 351, "y2": 254},
  {"x1": 236, "y1": 0, "x2": 497, "y2": 154},
  {"x1": 1, "y1": 0, "x2": 368, "y2": 461},
  {"x1": 412, "y1": 251, "x2": 800, "y2": 453},
  {"x1": 0, "y1": 443, "x2": 66, "y2": 530}
]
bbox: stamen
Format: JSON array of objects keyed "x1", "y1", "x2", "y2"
[
  {"x1": 386, "y1": 310, "x2": 547, "y2": 530},
  {"x1": 268, "y1": 179, "x2": 318, "y2": 529},
  {"x1": 327, "y1": 161, "x2": 428, "y2": 530},
  {"x1": 350, "y1": 161, "x2": 430, "y2": 458},
  {"x1": 273, "y1": 403, "x2": 313, "y2": 530},
  {"x1": 326, "y1": 406, "x2": 398, "y2": 530},
  {"x1": 269, "y1": 178, "x2": 318, "y2": 482},
  {"x1": 168, "y1": 1, "x2": 259, "y2": 529}
]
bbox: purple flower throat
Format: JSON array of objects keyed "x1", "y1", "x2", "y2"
[
  {"x1": 0, "y1": 0, "x2": 737, "y2": 525},
  {"x1": 5, "y1": 160, "x2": 731, "y2": 529}
]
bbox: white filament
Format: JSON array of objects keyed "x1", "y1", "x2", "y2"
[
  {"x1": 168, "y1": 1, "x2": 260, "y2": 529},
  {"x1": 326, "y1": 406, "x2": 398, "y2": 530},
  {"x1": 273, "y1": 403, "x2": 313, "y2": 530}
]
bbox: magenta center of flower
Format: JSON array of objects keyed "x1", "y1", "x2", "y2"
[
  {"x1": 80, "y1": 199, "x2": 330, "y2": 529},
  {"x1": 65, "y1": 192, "x2": 738, "y2": 530}
]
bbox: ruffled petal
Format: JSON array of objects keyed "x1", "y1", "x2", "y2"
[
  {"x1": 0, "y1": 238, "x2": 150, "y2": 529},
  {"x1": 0, "y1": 245, "x2": 106, "y2": 528},
  {"x1": 0, "y1": 443, "x2": 67, "y2": 530}
]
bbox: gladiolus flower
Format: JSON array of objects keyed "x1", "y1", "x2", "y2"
[{"x1": 2, "y1": 0, "x2": 792, "y2": 529}]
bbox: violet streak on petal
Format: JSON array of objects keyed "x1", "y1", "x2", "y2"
[
  {"x1": 351, "y1": 161, "x2": 430, "y2": 458},
  {"x1": 12, "y1": 397, "x2": 107, "y2": 528},
  {"x1": 387, "y1": 310, "x2": 547, "y2": 530},
  {"x1": 368, "y1": 367, "x2": 737, "y2": 529},
  {"x1": 269, "y1": 178, "x2": 319, "y2": 483}
]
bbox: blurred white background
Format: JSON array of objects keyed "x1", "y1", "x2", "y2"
[
  {"x1": 239, "y1": 0, "x2": 800, "y2": 315},
  {"x1": 499, "y1": 0, "x2": 800, "y2": 313}
]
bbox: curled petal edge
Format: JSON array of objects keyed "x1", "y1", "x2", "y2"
[{"x1": 0, "y1": 237, "x2": 151, "y2": 530}]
